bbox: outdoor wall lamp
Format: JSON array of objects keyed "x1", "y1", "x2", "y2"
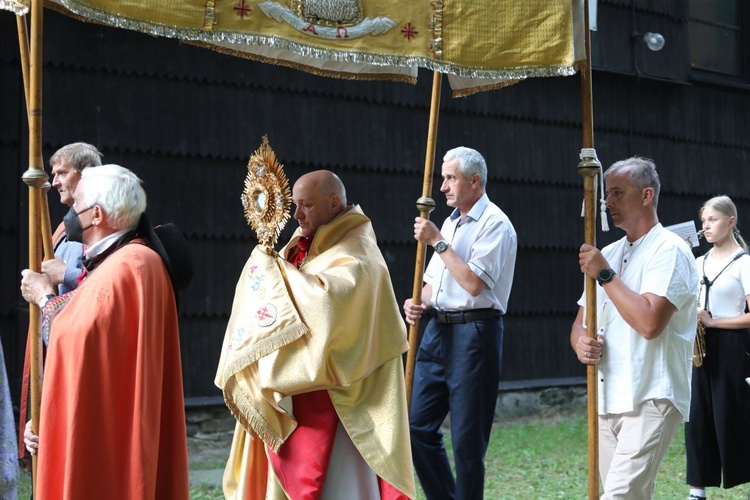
[{"x1": 632, "y1": 31, "x2": 666, "y2": 52}]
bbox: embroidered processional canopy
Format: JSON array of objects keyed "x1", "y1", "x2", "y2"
[
  {"x1": 0, "y1": 0, "x2": 28, "y2": 15},
  {"x1": 40, "y1": 0, "x2": 586, "y2": 96}
]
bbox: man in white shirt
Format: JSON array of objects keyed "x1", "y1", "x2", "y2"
[
  {"x1": 404, "y1": 147, "x2": 517, "y2": 499},
  {"x1": 571, "y1": 156, "x2": 698, "y2": 499}
]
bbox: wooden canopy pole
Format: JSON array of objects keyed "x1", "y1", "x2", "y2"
[
  {"x1": 17, "y1": 14, "x2": 55, "y2": 260},
  {"x1": 20, "y1": 0, "x2": 46, "y2": 491},
  {"x1": 16, "y1": 15, "x2": 30, "y2": 106},
  {"x1": 404, "y1": 71, "x2": 442, "y2": 411},
  {"x1": 577, "y1": 1, "x2": 601, "y2": 498}
]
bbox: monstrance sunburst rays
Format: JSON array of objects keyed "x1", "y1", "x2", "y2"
[{"x1": 241, "y1": 135, "x2": 292, "y2": 248}]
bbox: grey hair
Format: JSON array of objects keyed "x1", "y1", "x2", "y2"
[
  {"x1": 604, "y1": 156, "x2": 661, "y2": 209},
  {"x1": 79, "y1": 164, "x2": 147, "y2": 232},
  {"x1": 701, "y1": 195, "x2": 748, "y2": 252},
  {"x1": 443, "y1": 147, "x2": 487, "y2": 189},
  {"x1": 49, "y1": 142, "x2": 103, "y2": 172}
]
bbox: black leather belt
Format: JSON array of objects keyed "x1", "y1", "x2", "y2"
[{"x1": 436, "y1": 308, "x2": 501, "y2": 324}]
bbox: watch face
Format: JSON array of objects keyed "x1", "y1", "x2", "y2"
[
  {"x1": 435, "y1": 241, "x2": 448, "y2": 253},
  {"x1": 598, "y1": 269, "x2": 615, "y2": 283}
]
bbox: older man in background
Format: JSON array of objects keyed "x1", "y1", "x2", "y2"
[{"x1": 45, "y1": 142, "x2": 103, "y2": 294}]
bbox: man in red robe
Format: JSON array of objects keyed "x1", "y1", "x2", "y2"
[{"x1": 20, "y1": 164, "x2": 190, "y2": 499}]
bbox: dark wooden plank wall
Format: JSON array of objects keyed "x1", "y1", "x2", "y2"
[{"x1": 1, "y1": 1, "x2": 749, "y2": 403}]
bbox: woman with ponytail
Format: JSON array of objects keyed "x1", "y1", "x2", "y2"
[{"x1": 685, "y1": 195, "x2": 750, "y2": 499}]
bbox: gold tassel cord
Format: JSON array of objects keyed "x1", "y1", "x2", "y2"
[{"x1": 693, "y1": 319, "x2": 706, "y2": 368}]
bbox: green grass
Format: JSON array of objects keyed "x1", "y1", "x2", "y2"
[
  {"x1": 16, "y1": 410, "x2": 750, "y2": 499},
  {"x1": 415, "y1": 410, "x2": 750, "y2": 499},
  {"x1": 187, "y1": 482, "x2": 224, "y2": 499}
]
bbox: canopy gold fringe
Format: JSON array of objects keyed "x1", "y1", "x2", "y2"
[{"x1": 0, "y1": 0, "x2": 29, "y2": 15}]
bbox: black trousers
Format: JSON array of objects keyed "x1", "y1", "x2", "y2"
[
  {"x1": 685, "y1": 327, "x2": 750, "y2": 488},
  {"x1": 410, "y1": 316, "x2": 503, "y2": 500}
]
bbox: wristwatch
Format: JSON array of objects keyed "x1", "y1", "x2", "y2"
[
  {"x1": 37, "y1": 293, "x2": 55, "y2": 309},
  {"x1": 434, "y1": 240, "x2": 449, "y2": 254},
  {"x1": 597, "y1": 268, "x2": 616, "y2": 286}
]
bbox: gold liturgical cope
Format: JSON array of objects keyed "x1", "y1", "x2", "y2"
[{"x1": 216, "y1": 205, "x2": 414, "y2": 498}]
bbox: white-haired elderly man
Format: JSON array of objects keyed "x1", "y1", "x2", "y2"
[{"x1": 20, "y1": 164, "x2": 189, "y2": 499}]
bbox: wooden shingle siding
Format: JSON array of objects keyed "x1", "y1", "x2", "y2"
[{"x1": 1, "y1": 3, "x2": 748, "y2": 404}]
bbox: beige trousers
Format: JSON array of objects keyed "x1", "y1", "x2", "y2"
[{"x1": 599, "y1": 399, "x2": 682, "y2": 499}]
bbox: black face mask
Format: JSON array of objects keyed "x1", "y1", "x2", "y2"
[{"x1": 63, "y1": 205, "x2": 94, "y2": 243}]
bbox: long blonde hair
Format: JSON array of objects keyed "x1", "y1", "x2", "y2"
[{"x1": 701, "y1": 195, "x2": 748, "y2": 252}]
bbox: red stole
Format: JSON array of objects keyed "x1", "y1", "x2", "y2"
[{"x1": 287, "y1": 237, "x2": 311, "y2": 269}]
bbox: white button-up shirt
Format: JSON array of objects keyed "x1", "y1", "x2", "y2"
[
  {"x1": 578, "y1": 224, "x2": 698, "y2": 420},
  {"x1": 424, "y1": 194, "x2": 517, "y2": 314}
]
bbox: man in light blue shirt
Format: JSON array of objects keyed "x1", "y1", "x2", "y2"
[
  {"x1": 404, "y1": 146, "x2": 517, "y2": 499},
  {"x1": 44, "y1": 142, "x2": 103, "y2": 294}
]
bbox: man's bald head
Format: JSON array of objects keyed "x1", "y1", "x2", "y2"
[
  {"x1": 296, "y1": 170, "x2": 347, "y2": 205},
  {"x1": 292, "y1": 170, "x2": 348, "y2": 239}
]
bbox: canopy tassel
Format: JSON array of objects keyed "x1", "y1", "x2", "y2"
[{"x1": 579, "y1": 148, "x2": 608, "y2": 232}]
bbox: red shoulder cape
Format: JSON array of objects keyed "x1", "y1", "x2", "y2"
[{"x1": 37, "y1": 242, "x2": 189, "y2": 499}]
